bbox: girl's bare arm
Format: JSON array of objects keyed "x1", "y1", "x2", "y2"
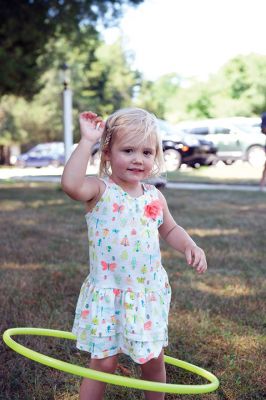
[
  {"x1": 61, "y1": 112, "x2": 105, "y2": 202},
  {"x1": 158, "y1": 191, "x2": 207, "y2": 274}
]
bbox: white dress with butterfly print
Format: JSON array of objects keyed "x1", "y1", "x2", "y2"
[{"x1": 72, "y1": 178, "x2": 171, "y2": 364}]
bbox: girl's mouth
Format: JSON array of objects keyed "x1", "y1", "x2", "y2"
[{"x1": 128, "y1": 168, "x2": 144, "y2": 173}]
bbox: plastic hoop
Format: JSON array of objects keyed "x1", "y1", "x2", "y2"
[{"x1": 3, "y1": 328, "x2": 219, "y2": 394}]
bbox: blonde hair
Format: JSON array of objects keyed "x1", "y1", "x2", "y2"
[{"x1": 99, "y1": 108, "x2": 164, "y2": 177}]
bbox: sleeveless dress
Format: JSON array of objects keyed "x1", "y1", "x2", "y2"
[{"x1": 72, "y1": 178, "x2": 171, "y2": 364}]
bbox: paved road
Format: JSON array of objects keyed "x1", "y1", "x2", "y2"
[
  {"x1": 166, "y1": 182, "x2": 262, "y2": 192},
  {"x1": 0, "y1": 166, "x2": 263, "y2": 192}
]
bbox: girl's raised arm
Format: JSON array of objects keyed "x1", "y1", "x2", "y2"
[{"x1": 61, "y1": 112, "x2": 105, "y2": 202}]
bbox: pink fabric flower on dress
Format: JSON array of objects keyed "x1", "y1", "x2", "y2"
[{"x1": 144, "y1": 200, "x2": 163, "y2": 220}]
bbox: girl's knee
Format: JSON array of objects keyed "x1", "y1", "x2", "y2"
[
  {"x1": 90, "y1": 355, "x2": 118, "y2": 374},
  {"x1": 140, "y1": 351, "x2": 165, "y2": 374}
]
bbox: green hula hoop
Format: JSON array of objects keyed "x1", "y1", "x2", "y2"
[{"x1": 3, "y1": 328, "x2": 219, "y2": 394}]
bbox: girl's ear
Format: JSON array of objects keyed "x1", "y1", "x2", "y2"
[{"x1": 102, "y1": 148, "x2": 111, "y2": 161}]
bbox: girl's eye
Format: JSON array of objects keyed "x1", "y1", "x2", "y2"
[
  {"x1": 123, "y1": 149, "x2": 133, "y2": 153},
  {"x1": 144, "y1": 150, "x2": 153, "y2": 156}
]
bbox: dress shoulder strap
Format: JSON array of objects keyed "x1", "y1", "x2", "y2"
[{"x1": 143, "y1": 183, "x2": 155, "y2": 191}]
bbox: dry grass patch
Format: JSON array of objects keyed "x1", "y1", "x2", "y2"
[{"x1": 0, "y1": 182, "x2": 265, "y2": 400}]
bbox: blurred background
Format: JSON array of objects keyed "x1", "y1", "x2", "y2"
[
  {"x1": 1, "y1": 0, "x2": 266, "y2": 174},
  {"x1": 1, "y1": 3, "x2": 266, "y2": 399}
]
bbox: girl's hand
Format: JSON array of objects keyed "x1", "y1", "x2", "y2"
[
  {"x1": 185, "y1": 244, "x2": 207, "y2": 274},
  {"x1": 79, "y1": 111, "x2": 105, "y2": 143}
]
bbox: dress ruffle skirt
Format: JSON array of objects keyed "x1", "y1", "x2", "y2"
[{"x1": 72, "y1": 275, "x2": 171, "y2": 364}]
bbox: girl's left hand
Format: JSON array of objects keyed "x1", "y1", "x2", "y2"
[
  {"x1": 79, "y1": 111, "x2": 105, "y2": 143},
  {"x1": 185, "y1": 245, "x2": 207, "y2": 274}
]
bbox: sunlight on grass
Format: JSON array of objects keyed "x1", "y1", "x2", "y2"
[
  {"x1": 1, "y1": 184, "x2": 265, "y2": 400},
  {"x1": 187, "y1": 228, "x2": 242, "y2": 237},
  {"x1": 0, "y1": 200, "x2": 25, "y2": 211},
  {"x1": 161, "y1": 249, "x2": 183, "y2": 259},
  {"x1": 55, "y1": 395, "x2": 78, "y2": 400},
  {"x1": 29, "y1": 199, "x2": 66, "y2": 208},
  {"x1": 20, "y1": 218, "x2": 36, "y2": 226},
  {"x1": 0, "y1": 262, "x2": 43, "y2": 270},
  {"x1": 167, "y1": 161, "x2": 262, "y2": 184},
  {"x1": 195, "y1": 281, "x2": 253, "y2": 298},
  {"x1": 230, "y1": 334, "x2": 264, "y2": 354}
]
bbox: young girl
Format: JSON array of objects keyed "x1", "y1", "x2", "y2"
[{"x1": 61, "y1": 108, "x2": 207, "y2": 400}]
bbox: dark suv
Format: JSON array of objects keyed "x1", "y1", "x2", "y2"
[
  {"x1": 90, "y1": 120, "x2": 217, "y2": 173},
  {"x1": 158, "y1": 120, "x2": 217, "y2": 171}
]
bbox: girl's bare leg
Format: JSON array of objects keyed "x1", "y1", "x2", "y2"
[
  {"x1": 80, "y1": 355, "x2": 118, "y2": 400},
  {"x1": 260, "y1": 162, "x2": 266, "y2": 189},
  {"x1": 140, "y1": 350, "x2": 166, "y2": 400}
]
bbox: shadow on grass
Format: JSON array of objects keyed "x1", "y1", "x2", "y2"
[{"x1": 1, "y1": 183, "x2": 265, "y2": 400}]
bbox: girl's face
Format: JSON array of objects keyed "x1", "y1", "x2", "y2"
[{"x1": 105, "y1": 131, "x2": 157, "y2": 185}]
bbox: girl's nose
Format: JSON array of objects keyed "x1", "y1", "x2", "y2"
[{"x1": 133, "y1": 153, "x2": 143, "y2": 163}]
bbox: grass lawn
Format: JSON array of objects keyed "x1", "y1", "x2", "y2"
[
  {"x1": 0, "y1": 182, "x2": 265, "y2": 400},
  {"x1": 166, "y1": 161, "x2": 262, "y2": 186}
]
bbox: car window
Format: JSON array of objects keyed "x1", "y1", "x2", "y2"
[
  {"x1": 233, "y1": 123, "x2": 261, "y2": 133},
  {"x1": 157, "y1": 120, "x2": 176, "y2": 135},
  {"x1": 189, "y1": 127, "x2": 209, "y2": 135},
  {"x1": 213, "y1": 127, "x2": 231, "y2": 134},
  {"x1": 29, "y1": 143, "x2": 64, "y2": 155}
]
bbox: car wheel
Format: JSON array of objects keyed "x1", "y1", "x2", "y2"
[
  {"x1": 51, "y1": 160, "x2": 60, "y2": 168},
  {"x1": 224, "y1": 160, "x2": 235, "y2": 166},
  {"x1": 16, "y1": 161, "x2": 26, "y2": 168},
  {"x1": 191, "y1": 162, "x2": 201, "y2": 169},
  {"x1": 247, "y1": 145, "x2": 266, "y2": 167},
  {"x1": 163, "y1": 149, "x2": 182, "y2": 171}
]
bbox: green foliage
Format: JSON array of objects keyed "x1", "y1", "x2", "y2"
[
  {"x1": 214, "y1": 54, "x2": 266, "y2": 116},
  {"x1": 155, "y1": 54, "x2": 266, "y2": 122},
  {"x1": 0, "y1": 0, "x2": 143, "y2": 99},
  {"x1": 0, "y1": 36, "x2": 139, "y2": 145},
  {"x1": 74, "y1": 39, "x2": 139, "y2": 118},
  {"x1": 135, "y1": 74, "x2": 181, "y2": 118},
  {"x1": 3, "y1": 26, "x2": 266, "y2": 146},
  {"x1": 183, "y1": 84, "x2": 213, "y2": 119},
  {"x1": 0, "y1": 76, "x2": 63, "y2": 146},
  {"x1": 0, "y1": 97, "x2": 28, "y2": 145}
]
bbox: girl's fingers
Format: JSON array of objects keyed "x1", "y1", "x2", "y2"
[
  {"x1": 79, "y1": 112, "x2": 105, "y2": 132},
  {"x1": 95, "y1": 117, "x2": 105, "y2": 130},
  {"x1": 81, "y1": 111, "x2": 97, "y2": 117},
  {"x1": 195, "y1": 256, "x2": 207, "y2": 273},
  {"x1": 196, "y1": 262, "x2": 205, "y2": 273},
  {"x1": 190, "y1": 250, "x2": 207, "y2": 273},
  {"x1": 191, "y1": 250, "x2": 201, "y2": 268},
  {"x1": 185, "y1": 247, "x2": 207, "y2": 274},
  {"x1": 80, "y1": 111, "x2": 98, "y2": 122}
]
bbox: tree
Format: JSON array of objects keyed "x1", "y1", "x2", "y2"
[
  {"x1": 210, "y1": 54, "x2": 266, "y2": 116},
  {"x1": 0, "y1": 0, "x2": 143, "y2": 98},
  {"x1": 0, "y1": 36, "x2": 140, "y2": 146},
  {"x1": 135, "y1": 74, "x2": 181, "y2": 119},
  {"x1": 164, "y1": 54, "x2": 266, "y2": 122},
  {"x1": 75, "y1": 39, "x2": 139, "y2": 117}
]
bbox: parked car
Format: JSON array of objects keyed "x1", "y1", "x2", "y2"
[
  {"x1": 16, "y1": 142, "x2": 65, "y2": 168},
  {"x1": 158, "y1": 119, "x2": 217, "y2": 171},
  {"x1": 88, "y1": 141, "x2": 167, "y2": 187},
  {"x1": 226, "y1": 117, "x2": 261, "y2": 133},
  {"x1": 81, "y1": 120, "x2": 217, "y2": 174},
  {"x1": 16, "y1": 142, "x2": 100, "y2": 168},
  {"x1": 176, "y1": 118, "x2": 266, "y2": 167}
]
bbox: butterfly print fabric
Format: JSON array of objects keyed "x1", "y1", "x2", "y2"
[{"x1": 72, "y1": 178, "x2": 171, "y2": 364}]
